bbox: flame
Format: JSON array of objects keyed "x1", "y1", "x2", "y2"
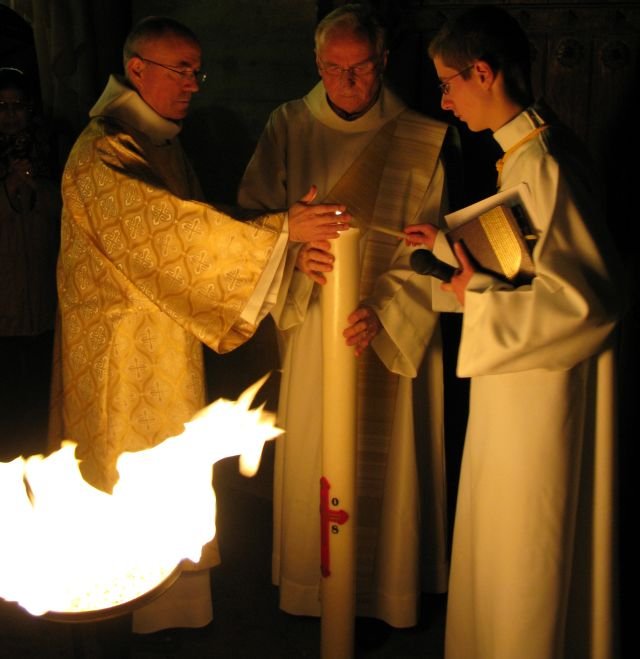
[{"x1": 0, "y1": 373, "x2": 282, "y2": 617}]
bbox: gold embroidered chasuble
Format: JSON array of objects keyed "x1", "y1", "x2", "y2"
[{"x1": 48, "y1": 76, "x2": 286, "y2": 521}]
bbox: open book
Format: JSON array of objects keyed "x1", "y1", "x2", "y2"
[{"x1": 444, "y1": 183, "x2": 538, "y2": 286}]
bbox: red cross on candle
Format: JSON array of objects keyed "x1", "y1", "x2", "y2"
[{"x1": 319, "y1": 476, "x2": 350, "y2": 578}]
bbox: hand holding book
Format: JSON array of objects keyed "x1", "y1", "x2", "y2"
[
  {"x1": 437, "y1": 183, "x2": 539, "y2": 286},
  {"x1": 445, "y1": 203, "x2": 536, "y2": 286}
]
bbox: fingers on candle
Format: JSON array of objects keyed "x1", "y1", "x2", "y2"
[
  {"x1": 328, "y1": 207, "x2": 352, "y2": 233},
  {"x1": 308, "y1": 239, "x2": 332, "y2": 251},
  {"x1": 301, "y1": 243, "x2": 334, "y2": 264},
  {"x1": 343, "y1": 308, "x2": 379, "y2": 354},
  {"x1": 316, "y1": 210, "x2": 352, "y2": 240},
  {"x1": 287, "y1": 198, "x2": 351, "y2": 242},
  {"x1": 308, "y1": 270, "x2": 328, "y2": 285},
  {"x1": 346, "y1": 306, "x2": 372, "y2": 326},
  {"x1": 303, "y1": 257, "x2": 334, "y2": 283},
  {"x1": 347, "y1": 331, "x2": 372, "y2": 357},
  {"x1": 309, "y1": 258, "x2": 334, "y2": 271},
  {"x1": 289, "y1": 217, "x2": 336, "y2": 242},
  {"x1": 321, "y1": 227, "x2": 347, "y2": 240},
  {"x1": 329, "y1": 205, "x2": 349, "y2": 215},
  {"x1": 295, "y1": 242, "x2": 334, "y2": 284}
]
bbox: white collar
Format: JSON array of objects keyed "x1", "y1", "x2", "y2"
[
  {"x1": 89, "y1": 75, "x2": 181, "y2": 144},
  {"x1": 303, "y1": 81, "x2": 406, "y2": 133}
]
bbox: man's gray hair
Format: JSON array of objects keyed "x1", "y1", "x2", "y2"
[
  {"x1": 315, "y1": 3, "x2": 387, "y2": 57},
  {"x1": 123, "y1": 15, "x2": 200, "y2": 69}
]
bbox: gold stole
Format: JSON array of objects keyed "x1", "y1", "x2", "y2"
[
  {"x1": 324, "y1": 112, "x2": 447, "y2": 294},
  {"x1": 323, "y1": 112, "x2": 447, "y2": 589}
]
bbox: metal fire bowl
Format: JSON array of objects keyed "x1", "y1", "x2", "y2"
[{"x1": 42, "y1": 562, "x2": 183, "y2": 623}]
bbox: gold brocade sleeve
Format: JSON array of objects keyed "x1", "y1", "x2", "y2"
[{"x1": 58, "y1": 120, "x2": 285, "y2": 354}]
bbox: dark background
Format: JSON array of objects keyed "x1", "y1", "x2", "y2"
[{"x1": 1, "y1": 1, "x2": 637, "y2": 657}]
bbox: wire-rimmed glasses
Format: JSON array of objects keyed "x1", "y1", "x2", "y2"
[
  {"x1": 135, "y1": 55, "x2": 207, "y2": 85},
  {"x1": 438, "y1": 65, "x2": 474, "y2": 95},
  {"x1": 318, "y1": 57, "x2": 379, "y2": 79}
]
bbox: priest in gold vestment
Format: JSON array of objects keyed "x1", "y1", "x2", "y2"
[
  {"x1": 47, "y1": 16, "x2": 348, "y2": 636},
  {"x1": 238, "y1": 5, "x2": 456, "y2": 628}
]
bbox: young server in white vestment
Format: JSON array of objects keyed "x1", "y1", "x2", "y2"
[
  {"x1": 405, "y1": 6, "x2": 622, "y2": 658},
  {"x1": 238, "y1": 4, "x2": 456, "y2": 628}
]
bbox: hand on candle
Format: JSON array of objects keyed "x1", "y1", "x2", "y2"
[
  {"x1": 441, "y1": 241, "x2": 475, "y2": 306},
  {"x1": 288, "y1": 185, "x2": 352, "y2": 243},
  {"x1": 343, "y1": 306, "x2": 381, "y2": 357},
  {"x1": 295, "y1": 240, "x2": 334, "y2": 285},
  {"x1": 403, "y1": 223, "x2": 439, "y2": 249}
]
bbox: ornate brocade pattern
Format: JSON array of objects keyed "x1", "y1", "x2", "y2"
[{"x1": 50, "y1": 118, "x2": 285, "y2": 498}]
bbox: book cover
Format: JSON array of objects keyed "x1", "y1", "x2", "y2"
[{"x1": 444, "y1": 183, "x2": 538, "y2": 285}]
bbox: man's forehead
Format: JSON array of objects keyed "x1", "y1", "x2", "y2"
[
  {"x1": 143, "y1": 35, "x2": 201, "y2": 63},
  {"x1": 318, "y1": 32, "x2": 375, "y2": 60}
]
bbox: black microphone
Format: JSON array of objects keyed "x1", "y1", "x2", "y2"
[{"x1": 410, "y1": 249, "x2": 456, "y2": 282}]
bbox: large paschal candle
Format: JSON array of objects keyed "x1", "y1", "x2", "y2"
[{"x1": 320, "y1": 226, "x2": 360, "y2": 659}]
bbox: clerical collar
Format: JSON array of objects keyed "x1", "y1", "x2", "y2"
[
  {"x1": 90, "y1": 75, "x2": 182, "y2": 144},
  {"x1": 326, "y1": 88, "x2": 381, "y2": 122},
  {"x1": 494, "y1": 106, "x2": 549, "y2": 188}
]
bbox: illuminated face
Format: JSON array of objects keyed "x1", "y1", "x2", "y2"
[
  {"x1": 0, "y1": 87, "x2": 30, "y2": 136},
  {"x1": 128, "y1": 36, "x2": 202, "y2": 121},
  {"x1": 433, "y1": 56, "x2": 489, "y2": 132},
  {"x1": 316, "y1": 29, "x2": 386, "y2": 115}
]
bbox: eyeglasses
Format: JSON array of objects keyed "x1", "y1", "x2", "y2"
[
  {"x1": 135, "y1": 55, "x2": 207, "y2": 85},
  {"x1": 438, "y1": 65, "x2": 474, "y2": 95},
  {"x1": 0, "y1": 100, "x2": 31, "y2": 113},
  {"x1": 318, "y1": 58, "x2": 378, "y2": 78}
]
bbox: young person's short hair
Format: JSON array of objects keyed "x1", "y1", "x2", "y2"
[{"x1": 428, "y1": 5, "x2": 534, "y2": 108}]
